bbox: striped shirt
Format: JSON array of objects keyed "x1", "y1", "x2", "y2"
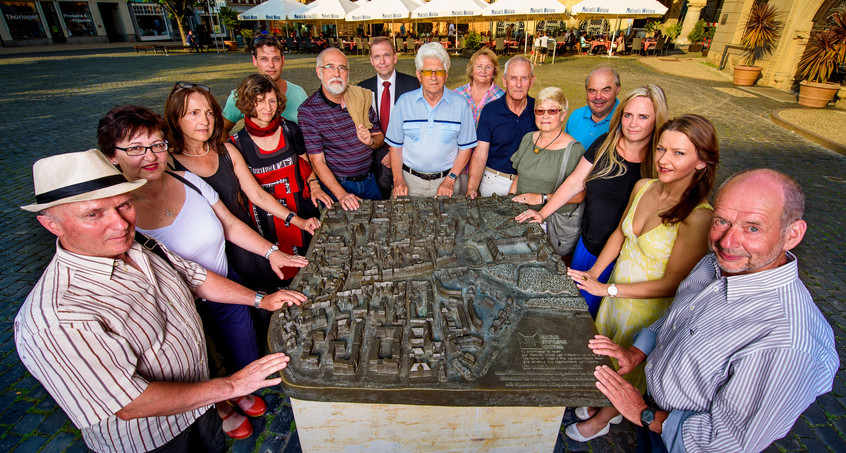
[
  {"x1": 298, "y1": 88, "x2": 380, "y2": 177},
  {"x1": 385, "y1": 87, "x2": 478, "y2": 174},
  {"x1": 15, "y1": 240, "x2": 210, "y2": 453},
  {"x1": 453, "y1": 82, "x2": 505, "y2": 126},
  {"x1": 632, "y1": 252, "x2": 838, "y2": 453}
]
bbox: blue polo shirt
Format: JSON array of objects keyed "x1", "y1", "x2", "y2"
[
  {"x1": 386, "y1": 88, "x2": 477, "y2": 174},
  {"x1": 564, "y1": 98, "x2": 619, "y2": 149},
  {"x1": 477, "y1": 95, "x2": 537, "y2": 174}
]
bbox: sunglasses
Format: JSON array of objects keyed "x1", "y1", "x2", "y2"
[
  {"x1": 172, "y1": 81, "x2": 210, "y2": 92},
  {"x1": 420, "y1": 69, "x2": 447, "y2": 78},
  {"x1": 253, "y1": 35, "x2": 279, "y2": 45},
  {"x1": 534, "y1": 108, "x2": 562, "y2": 116}
]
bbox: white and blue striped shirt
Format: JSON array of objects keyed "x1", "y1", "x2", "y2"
[{"x1": 632, "y1": 252, "x2": 838, "y2": 453}]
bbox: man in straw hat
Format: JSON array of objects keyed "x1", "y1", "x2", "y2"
[{"x1": 15, "y1": 149, "x2": 306, "y2": 453}]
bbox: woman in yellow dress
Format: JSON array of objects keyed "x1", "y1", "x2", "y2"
[{"x1": 564, "y1": 114, "x2": 720, "y2": 442}]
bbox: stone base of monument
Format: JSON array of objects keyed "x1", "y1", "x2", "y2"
[{"x1": 291, "y1": 398, "x2": 565, "y2": 452}]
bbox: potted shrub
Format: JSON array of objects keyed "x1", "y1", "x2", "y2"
[
  {"x1": 664, "y1": 22, "x2": 682, "y2": 50},
  {"x1": 687, "y1": 19, "x2": 707, "y2": 52},
  {"x1": 734, "y1": 1, "x2": 783, "y2": 86},
  {"x1": 796, "y1": 10, "x2": 846, "y2": 107}
]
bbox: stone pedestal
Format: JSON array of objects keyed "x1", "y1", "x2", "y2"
[{"x1": 291, "y1": 398, "x2": 565, "y2": 453}]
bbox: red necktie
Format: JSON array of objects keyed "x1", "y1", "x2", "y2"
[{"x1": 380, "y1": 81, "x2": 391, "y2": 134}]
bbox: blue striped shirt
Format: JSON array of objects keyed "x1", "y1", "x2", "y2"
[
  {"x1": 385, "y1": 87, "x2": 477, "y2": 173},
  {"x1": 632, "y1": 252, "x2": 838, "y2": 452}
]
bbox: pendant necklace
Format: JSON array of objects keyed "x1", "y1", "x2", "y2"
[{"x1": 534, "y1": 130, "x2": 563, "y2": 153}]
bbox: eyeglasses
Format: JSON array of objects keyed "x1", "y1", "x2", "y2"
[
  {"x1": 115, "y1": 141, "x2": 169, "y2": 156},
  {"x1": 253, "y1": 35, "x2": 279, "y2": 45},
  {"x1": 534, "y1": 108, "x2": 562, "y2": 116},
  {"x1": 420, "y1": 69, "x2": 447, "y2": 78},
  {"x1": 318, "y1": 64, "x2": 349, "y2": 74},
  {"x1": 172, "y1": 81, "x2": 210, "y2": 93}
]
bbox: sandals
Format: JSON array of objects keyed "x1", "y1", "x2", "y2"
[{"x1": 217, "y1": 402, "x2": 253, "y2": 440}]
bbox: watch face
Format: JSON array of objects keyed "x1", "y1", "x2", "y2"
[
  {"x1": 608, "y1": 285, "x2": 618, "y2": 296},
  {"x1": 641, "y1": 408, "x2": 655, "y2": 426}
]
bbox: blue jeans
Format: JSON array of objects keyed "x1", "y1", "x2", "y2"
[
  {"x1": 571, "y1": 236, "x2": 615, "y2": 319},
  {"x1": 332, "y1": 172, "x2": 382, "y2": 201}
]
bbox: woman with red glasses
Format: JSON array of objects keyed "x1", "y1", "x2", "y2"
[{"x1": 510, "y1": 87, "x2": 585, "y2": 257}]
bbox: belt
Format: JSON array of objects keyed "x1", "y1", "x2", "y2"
[
  {"x1": 485, "y1": 167, "x2": 517, "y2": 180},
  {"x1": 402, "y1": 164, "x2": 450, "y2": 181},
  {"x1": 337, "y1": 172, "x2": 372, "y2": 182}
]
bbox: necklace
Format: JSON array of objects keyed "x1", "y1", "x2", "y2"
[
  {"x1": 534, "y1": 129, "x2": 563, "y2": 153},
  {"x1": 184, "y1": 142, "x2": 210, "y2": 157}
]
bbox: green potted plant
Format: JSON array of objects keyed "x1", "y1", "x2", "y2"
[
  {"x1": 665, "y1": 22, "x2": 682, "y2": 50},
  {"x1": 687, "y1": 19, "x2": 707, "y2": 52},
  {"x1": 734, "y1": 1, "x2": 783, "y2": 86},
  {"x1": 796, "y1": 10, "x2": 846, "y2": 107}
]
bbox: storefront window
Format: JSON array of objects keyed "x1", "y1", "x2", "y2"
[
  {"x1": 0, "y1": 1, "x2": 46, "y2": 39},
  {"x1": 58, "y1": 2, "x2": 95, "y2": 36},
  {"x1": 131, "y1": 2, "x2": 168, "y2": 38}
]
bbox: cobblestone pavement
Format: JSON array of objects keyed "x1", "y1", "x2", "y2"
[{"x1": 0, "y1": 49, "x2": 844, "y2": 453}]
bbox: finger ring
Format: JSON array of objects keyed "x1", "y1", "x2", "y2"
[{"x1": 583, "y1": 276, "x2": 588, "y2": 281}]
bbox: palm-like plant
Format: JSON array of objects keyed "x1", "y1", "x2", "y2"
[
  {"x1": 740, "y1": 1, "x2": 783, "y2": 66},
  {"x1": 797, "y1": 10, "x2": 846, "y2": 83}
]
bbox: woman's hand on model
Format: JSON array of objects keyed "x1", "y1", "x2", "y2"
[
  {"x1": 514, "y1": 209, "x2": 545, "y2": 224},
  {"x1": 292, "y1": 216, "x2": 321, "y2": 235},
  {"x1": 268, "y1": 251, "x2": 309, "y2": 279},
  {"x1": 567, "y1": 268, "x2": 609, "y2": 297},
  {"x1": 511, "y1": 193, "x2": 543, "y2": 205}
]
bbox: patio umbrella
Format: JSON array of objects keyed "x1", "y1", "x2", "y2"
[
  {"x1": 570, "y1": 0, "x2": 668, "y2": 56},
  {"x1": 238, "y1": 0, "x2": 304, "y2": 38},
  {"x1": 481, "y1": 0, "x2": 570, "y2": 56},
  {"x1": 238, "y1": 0, "x2": 303, "y2": 21},
  {"x1": 290, "y1": 0, "x2": 360, "y2": 41},
  {"x1": 411, "y1": 0, "x2": 487, "y2": 50},
  {"x1": 345, "y1": 0, "x2": 420, "y2": 38}
]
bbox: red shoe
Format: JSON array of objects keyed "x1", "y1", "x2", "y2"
[
  {"x1": 234, "y1": 395, "x2": 267, "y2": 417},
  {"x1": 217, "y1": 402, "x2": 254, "y2": 439}
]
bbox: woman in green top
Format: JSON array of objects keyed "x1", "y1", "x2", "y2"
[{"x1": 511, "y1": 87, "x2": 586, "y2": 256}]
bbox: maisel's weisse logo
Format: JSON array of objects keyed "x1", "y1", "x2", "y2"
[
  {"x1": 491, "y1": 9, "x2": 516, "y2": 15},
  {"x1": 627, "y1": 8, "x2": 658, "y2": 14},
  {"x1": 242, "y1": 14, "x2": 257, "y2": 19},
  {"x1": 529, "y1": 8, "x2": 558, "y2": 14},
  {"x1": 577, "y1": 7, "x2": 610, "y2": 13}
]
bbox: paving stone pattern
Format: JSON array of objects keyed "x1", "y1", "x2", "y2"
[{"x1": 0, "y1": 50, "x2": 843, "y2": 452}]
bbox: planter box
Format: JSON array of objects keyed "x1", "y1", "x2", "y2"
[
  {"x1": 223, "y1": 41, "x2": 238, "y2": 51},
  {"x1": 688, "y1": 44, "x2": 703, "y2": 52},
  {"x1": 733, "y1": 65, "x2": 762, "y2": 86}
]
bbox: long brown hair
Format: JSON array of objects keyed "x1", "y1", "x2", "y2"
[
  {"x1": 164, "y1": 84, "x2": 226, "y2": 155},
  {"x1": 585, "y1": 84, "x2": 668, "y2": 182},
  {"x1": 658, "y1": 114, "x2": 720, "y2": 224}
]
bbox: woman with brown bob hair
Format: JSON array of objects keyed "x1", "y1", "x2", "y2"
[
  {"x1": 563, "y1": 114, "x2": 719, "y2": 442},
  {"x1": 226, "y1": 74, "x2": 331, "y2": 283},
  {"x1": 165, "y1": 81, "x2": 325, "y2": 294}
]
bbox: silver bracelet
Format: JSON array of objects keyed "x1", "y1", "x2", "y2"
[
  {"x1": 264, "y1": 244, "x2": 278, "y2": 260},
  {"x1": 254, "y1": 291, "x2": 266, "y2": 309}
]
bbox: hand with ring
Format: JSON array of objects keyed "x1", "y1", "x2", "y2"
[{"x1": 567, "y1": 268, "x2": 610, "y2": 297}]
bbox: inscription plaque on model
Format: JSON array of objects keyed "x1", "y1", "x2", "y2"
[{"x1": 269, "y1": 196, "x2": 612, "y2": 407}]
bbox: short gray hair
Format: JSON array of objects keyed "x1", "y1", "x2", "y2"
[
  {"x1": 536, "y1": 87, "x2": 568, "y2": 113},
  {"x1": 316, "y1": 47, "x2": 346, "y2": 68},
  {"x1": 720, "y1": 169, "x2": 805, "y2": 230},
  {"x1": 585, "y1": 66, "x2": 621, "y2": 89},
  {"x1": 504, "y1": 55, "x2": 533, "y2": 77},
  {"x1": 415, "y1": 43, "x2": 450, "y2": 72}
]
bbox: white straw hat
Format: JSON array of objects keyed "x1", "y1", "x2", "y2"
[{"x1": 21, "y1": 149, "x2": 146, "y2": 212}]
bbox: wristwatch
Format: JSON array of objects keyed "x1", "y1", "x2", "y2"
[
  {"x1": 607, "y1": 284, "x2": 618, "y2": 297},
  {"x1": 448, "y1": 172, "x2": 458, "y2": 180},
  {"x1": 542, "y1": 193, "x2": 548, "y2": 204},
  {"x1": 640, "y1": 407, "x2": 657, "y2": 429},
  {"x1": 285, "y1": 212, "x2": 296, "y2": 224},
  {"x1": 264, "y1": 244, "x2": 278, "y2": 260},
  {"x1": 254, "y1": 291, "x2": 267, "y2": 309}
]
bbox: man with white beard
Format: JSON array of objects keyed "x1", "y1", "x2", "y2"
[{"x1": 298, "y1": 48, "x2": 384, "y2": 211}]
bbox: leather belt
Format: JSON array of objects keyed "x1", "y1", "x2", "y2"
[
  {"x1": 485, "y1": 167, "x2": 517, "y2": 180},
  {"x1": 402, "y1": 164, "x2": 450, "y2": 181},
  {"x1": 337, "y1": 172, "x2": 371, "y2": 182}
]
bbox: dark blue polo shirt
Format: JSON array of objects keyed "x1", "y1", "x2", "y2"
[{"x1": 476, "y1": 95, "x2": 537, "y2": 174}]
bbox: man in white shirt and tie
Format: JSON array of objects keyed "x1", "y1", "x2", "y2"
[{"x1": 357, "y1": 36, "x2": 420, "y2": 199}]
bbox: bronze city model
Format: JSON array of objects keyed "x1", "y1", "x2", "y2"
[{"x1": 269, "y1": 196, "x2": 612, "y2": 407}]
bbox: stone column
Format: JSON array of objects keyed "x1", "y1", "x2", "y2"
[{"x1": 677, "y1": 0, "x2": 708, "y2": 45}]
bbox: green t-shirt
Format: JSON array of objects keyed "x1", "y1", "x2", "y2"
[
  {"x1": 222, "y1": 80, "x2": 308, "y2": 124},
  {"x1": 511, "y1": 132, "x2": 585, "y2": 214}
]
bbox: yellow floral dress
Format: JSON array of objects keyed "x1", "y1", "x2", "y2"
[{"x1": 594, "y1": 179, "x2": 712, "y2": 392}]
